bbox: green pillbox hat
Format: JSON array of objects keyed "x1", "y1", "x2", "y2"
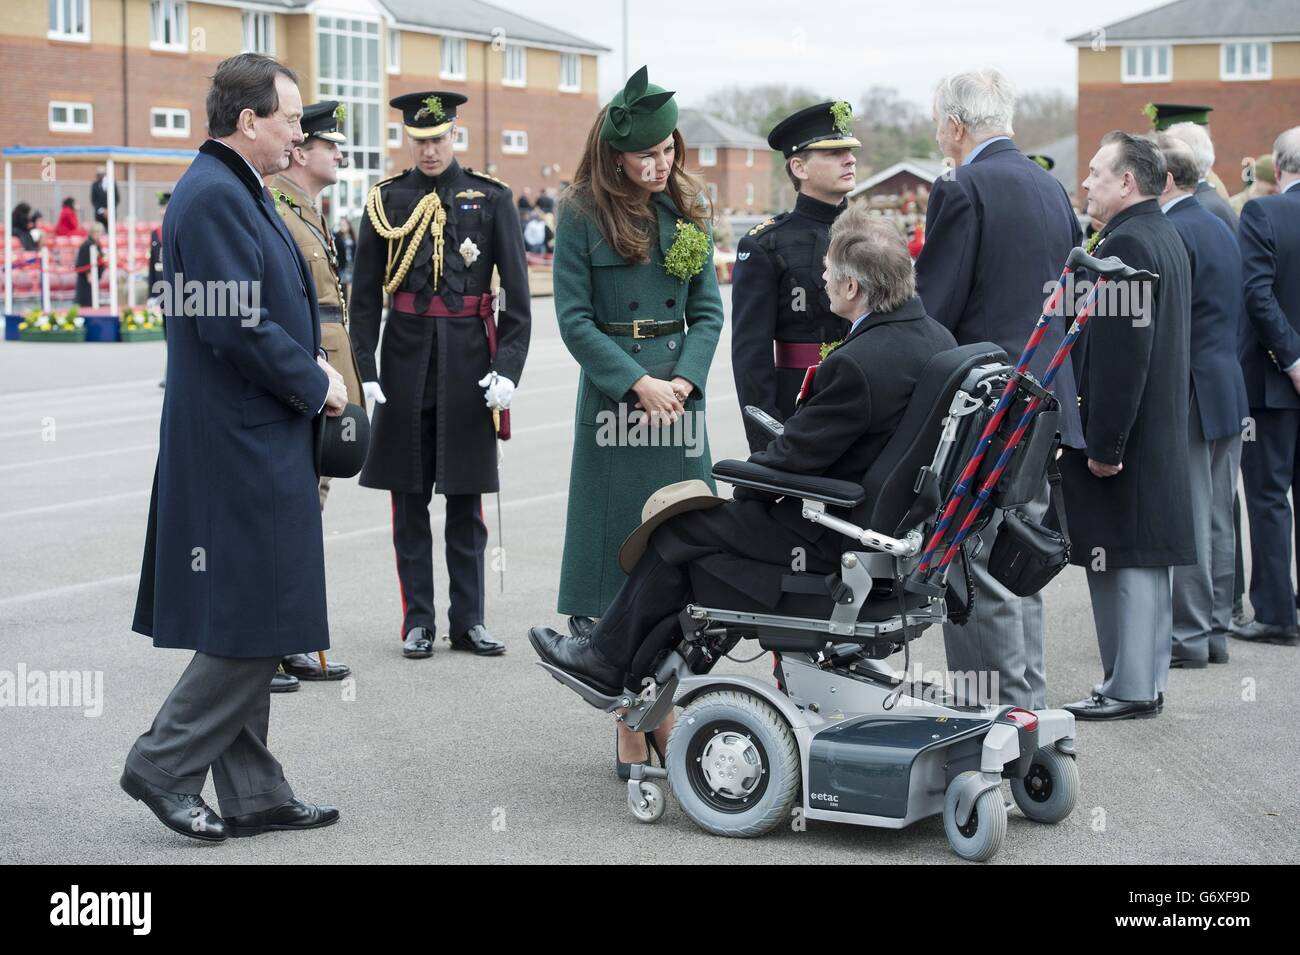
[{"x1": 599, "y1": 65, "x2": 678, "y2": 152}]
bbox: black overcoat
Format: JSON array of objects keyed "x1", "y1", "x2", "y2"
[
  {"x1": 1060, "y1": 198, "x2": 1195, "y2": 568},
  {"x1": 350, "y1": 160, "x2": 530, "y2": 495}
]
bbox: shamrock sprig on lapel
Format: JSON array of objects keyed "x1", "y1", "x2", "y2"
[
  {"x1": 819, "y1": 339, "x2": 843, "y2": 362},
  {"x1": 663, "y1": 219, "x2": 711, "y2": 281},
  {"x1": 1085, "y1": 231, "x2": 1103, "y2": 254}
]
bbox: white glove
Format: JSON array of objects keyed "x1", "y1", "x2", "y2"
[
  {"x1": 362, "y1": 380, "x2": 387, "y2": 406},
  {"x1": 478, "y1": 372, "x2": 515, "y2": 410}
]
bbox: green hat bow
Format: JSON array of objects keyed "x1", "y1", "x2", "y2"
[{"x1": 600, "y1": 65, "x2": 678, "y2": 152}]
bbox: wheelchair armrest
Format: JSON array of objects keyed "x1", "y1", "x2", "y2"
[{"x1": 712, "y1": 459, "x2": 866, "y2": 508}]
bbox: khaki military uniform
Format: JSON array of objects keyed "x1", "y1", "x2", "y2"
[{"x1": 269, "y1": 173, "x2": 364, "y2": 507}]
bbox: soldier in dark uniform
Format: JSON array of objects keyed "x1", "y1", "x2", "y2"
[
  {"x1": 730, "y1": 101, "x2": 860, "y2": 452},
  {"x1": 350, "y1": 90, "x2": 531, "y2": 660}
]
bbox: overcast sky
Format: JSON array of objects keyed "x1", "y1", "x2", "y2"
[{"x1": 499, "y1": 0, "x2": 1160, "y2": 108}]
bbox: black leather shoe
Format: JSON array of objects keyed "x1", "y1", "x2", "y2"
[
  {"x1": 1208, "y1": 642, "x2": 1230, "y2": 664},
  {"x1": 448, "y1": 624, "x2": 505, "y2": 656},
  {"x1": 1229, "y1": 620, "x2": 1299, "y2": 645},
  {"x1": 281, "y1": 653, "x2": 352, "y2": 681},
  {"x1": 403, "y1": 627, "x2": 434, "y2": 658},
  {"x1": 225, "y1": 797, "x2": 339, "y2": 838},
  {"x1": 1063, "y1": 691, "x2": 1159, "y2": 721},
  {"x1": 568, "y1": 615, "x2": 597, "y2": 640},
  {"x1": 1169, "y1": 653, "x2": 1208, "y2": 669},
  {"x1": 270, "y1": 670, "x2": 300, "y2": 693},
  {"x1": 120, "y1": 768, "x2": 227, "y2": 842},
  {"x1": 528, "y1": 626, "x2": 623, "y2": 695}
]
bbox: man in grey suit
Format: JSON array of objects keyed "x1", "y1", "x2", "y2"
[
  {"x1": 1156, "y1": 136, "x2": 1249, "y2": 668},
  {"x1": 121, "y1": 54, "x2": 348, "y2": 842},
  {"x1": 915, "y1": 69, "x2": 1081, "y2": 709}
]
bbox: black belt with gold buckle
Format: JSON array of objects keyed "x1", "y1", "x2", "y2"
[{"x1": 597, "y1": 319, "x2": 683, "y2": 339}]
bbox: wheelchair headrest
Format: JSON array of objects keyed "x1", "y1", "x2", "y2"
[{"x1": 854, "y1": 342, "x2": 1009, "y2": 535}]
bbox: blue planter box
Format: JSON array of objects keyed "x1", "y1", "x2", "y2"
[
  {"x1": 84, "y1": 313, "x2": 119, "y2": 342},
  {"x1": 6, "y1": 312, "x2": 119, "y2": 341}
]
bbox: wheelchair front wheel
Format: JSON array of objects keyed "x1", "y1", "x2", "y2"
[
  {"x1": 1010, "y1": 745, "x2": 1079, "y2": 824},
  {"x1": 667, "y1": 690, "x2": 800, "y2": 838}
]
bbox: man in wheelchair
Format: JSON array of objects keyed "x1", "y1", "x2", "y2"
[{"x1": 529, "y1": 203, "x2": 959, "y2": 694}]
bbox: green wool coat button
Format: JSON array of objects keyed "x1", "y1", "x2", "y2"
[
  {"x1": 667, "y1": 340, "x2": 677, "y2": 350},
  {"x1": 632, "y1": 343, "x2": 641, "y2": 353},
  {"x1": 665, "y1": 298, "x2": 675, "y2": 307},
  {"x1": 629, "y1": 301, "x2": 639, "y2": 311}
]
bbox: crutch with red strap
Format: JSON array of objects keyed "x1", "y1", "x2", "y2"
[{"x1": 906, "y1": 245, "x2": 1158, "y2": 594}]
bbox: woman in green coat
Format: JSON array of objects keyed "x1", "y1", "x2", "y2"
[{"x1": 553, "y1": 67, "x2": 723, "y2": 770}]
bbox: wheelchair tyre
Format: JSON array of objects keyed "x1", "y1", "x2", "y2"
[
  {"x1": 667, "y1": 690, "x2": 800, "y2": 838},
  {"x1": 629, "y1": 781, "x2": 666, "y2": 823},
  {"x1": 943, "y1": 773, "x2": 1006, "y2": 862},
  {"x1": 1010, "y1": 745, "x2": 1078, "y2": 824}
]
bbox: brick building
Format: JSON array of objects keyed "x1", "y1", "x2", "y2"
[
  {"x1": 1069, "y1": 0, "x2": 1300, "y2": 196},
  {"x1": 676, "y1": 109, "x2": 772, "y2": 214},
  {"x1": 0, "y1": 0, "x2": 606, "y2": 222}
]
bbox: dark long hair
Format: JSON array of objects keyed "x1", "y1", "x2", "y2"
[{"x1": 564, "y1": 107, "x2": 710, "y2": 263}]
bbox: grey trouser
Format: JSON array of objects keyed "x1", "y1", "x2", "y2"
[
  {"x1": 942, "y1": 477, "x2": 1050, "y2": 709},
  {"x1": 1173, "y1": 394, "x2": 1241, "y2": 660},
  {"x1": 1086, "y1": 565, "x2": 1173, "y2": 703},
  {"x1": 126, "y1": 652, "x2": 293, "y2": 817}
]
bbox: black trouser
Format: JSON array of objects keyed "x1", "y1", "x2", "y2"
[
  {"x1": 589, "y1": 501, "x2": 836, "y2": 680},
  {"x1": 391, "y1": 491, "x2": 487, "y2": 637},
  {"x1": 1240, "y1": 407, "x2": 1300, "y2": 627}
]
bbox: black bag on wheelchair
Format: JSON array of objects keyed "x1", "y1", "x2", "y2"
[{"x1": 987, "y1": 453, "x2": 1070, "y2": 597}]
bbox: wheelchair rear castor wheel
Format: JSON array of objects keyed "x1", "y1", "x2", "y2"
[
  {"x1": 629, "y1": 780, "x2": 666, "y2": 823},
  {"x1": 1010, "y1": 745, "x2": 1079, "y2": 824}
]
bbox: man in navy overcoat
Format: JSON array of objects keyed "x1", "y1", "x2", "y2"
[{"x1": 121, "y1": 54, "x2": 349, "y2": 842}]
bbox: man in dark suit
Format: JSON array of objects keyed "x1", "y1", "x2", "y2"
[
  {"x1": 529, "y1": 204, "x2": 957, "y2": 691},
  {"x1": 915, "y1": 69, "x2": 1082, "y2": 710},
  {"x1": 121, "y1": 54, "x2": 348, "y2": 842},
  {"x1": 1062, "y1": 132, "x2": 1195, "y2": 720},
  {"x1": 1235, "y1": 126, "x2": 1300, "y2": 647},
  {"x1": 1153, "y1": 107, "x2": 1237, "y2": 232},
  {"x1": 1156, "y1": 136, "x2": 1249, "y2": 667}
]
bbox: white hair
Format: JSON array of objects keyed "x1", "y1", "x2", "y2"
[
  {"x1": 1274, "y1": 126, "x2": 1300, "y2": 175},
  {"x1": 933, "y1": 69, "x2": 1016, "y2": 139},
  {"x1": 1164, "y1": 122, "x2": 1215, "y2": 178}
]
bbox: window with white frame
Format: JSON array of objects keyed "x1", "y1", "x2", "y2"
[
  {"x1": 441, "y1": 37, "x2": 467, "y2": 79},
  {"x1": 1222, "y1": 42, "x2": 1271, "y2": 80},
  {"x1": 387, "y1": 28, "x2": 400, "y2": 74},
  {"x1": 48, "y1": 0, "x2": 89, "y2": 41},
  {"x1": 241, "y1": 11, "x2": 274, "y2": 54},
  {"x1": 49, "y1": 101, "x2": 93, "y2": 133},
  {"x1": 559, "y1": 53, "x2": 581, "y2": 91},
  {"x1": 502, "y1": 129, "x2": 527, "y2": 154},
  {"x1": 745, "y1": 148, "x2": 754, "y2": 168},
  {"x1": 698, "y1": 145, "x2": 717, "y2": 167},
  {"x1": 150, "y1": 0, "x2": 187, "y2": 51},
  {"x1": 453, "y1": 125, "x2": 469, "y2": 152},
  {"x1": 503, "y1": 44, "x2": 526, "y2": 86},
  {"x1": 150, "y1": 107, "x2": 190, "y2": 138},
  {"x1": 1121, "y1": 44, "x2": 1171, "y2": 83},
  {"x1": 386, "y1": 123, "x2": 402, "y2": 147}
]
